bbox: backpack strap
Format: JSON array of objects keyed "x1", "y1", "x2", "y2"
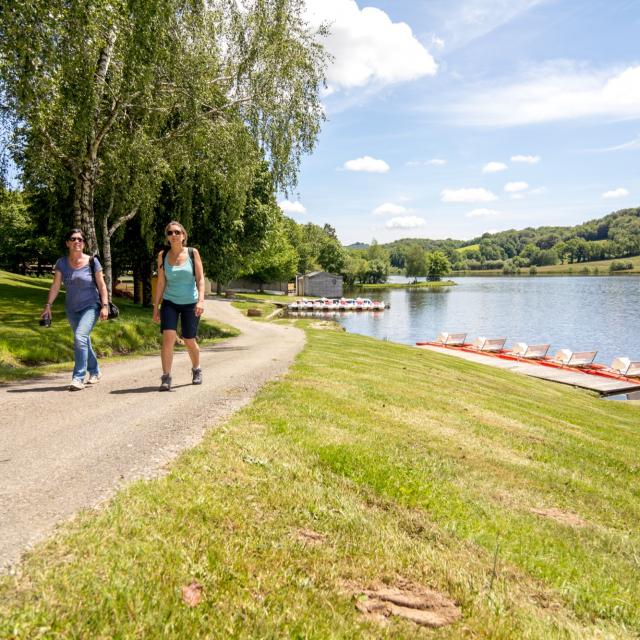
[
  {"x1": 160, "y1": 247, "x2": 195, "y2": 277},
  {"x1": 188, "y1": 247, "x2": 195, "y2": 277}
]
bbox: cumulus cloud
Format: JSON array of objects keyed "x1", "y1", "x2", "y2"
[
  {"x1": 466, "y1": 208, "x2": 500, "y2": 218},
  {"x1": 482, "y1": 161, "x2": 508, "y2": 173},
  {"x1": 511, "y1": 154, "x2": 540, "y2": 164},
  {"x1": 278, "y1": 200, "x2": 306, "y2": 214},
  {"x1": 373, "y1": 202, "x2": 409, "y2": 216},
  {"x1": 441, "y1": 187, "x2": 497, "y2": 203},
  {"x1": 602, "y1": 187, "x2": 630, "y2": 198},
  {"x1": 385, "y1": 216, "x2": 426, "y2": 229},
  {"x1": 449, "y1": 63, "x2": 640, "y2": 126},
  {"x1": 343, "y1": 156, "x2": 390, "y2": 173},
  {"x1": 428, "y1": 158, "x2": 447, "y2": 165},
  {"x1": 304, "y1": 0, "x2": 437, "y2": 91},
  {"x1": 504, "y1": 181, "x2": 529, "y2": 193}
]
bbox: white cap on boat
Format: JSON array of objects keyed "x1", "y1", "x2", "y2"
[
  {"x1": 473, "y1": 336, "x2": 486, "y2": 349},
  {"x1": 512, "y1": 342, "x2": 527, "y2": 355},
  {"x1": 554, "y1": 348, "x2": 572, "y2": 363},
  {"x1": 611, "y1": 356, "x2": 631, "y2": 373}
]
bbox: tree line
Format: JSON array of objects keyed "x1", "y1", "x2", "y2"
[{"x1": 383, "y1": 207, "x2": 640, "y2": 272}]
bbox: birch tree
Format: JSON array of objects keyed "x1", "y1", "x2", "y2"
[{"x1": 0, "y1": 0, "x2": 326, "y2": 293}]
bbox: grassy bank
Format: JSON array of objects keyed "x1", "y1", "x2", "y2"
[
  {"x1": 1, "y1": 322, "x2": 638, "y2": 638},
  {"x1": 0, "y1": 271, "x2": 238, "y2": 382},
  {"x1": 452, "y1": 254, "x2": 640, "y2": 277}
]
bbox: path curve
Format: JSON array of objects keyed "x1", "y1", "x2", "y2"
[{"x1": 0, "y1": 299, "x2": 304, "y2": 570}]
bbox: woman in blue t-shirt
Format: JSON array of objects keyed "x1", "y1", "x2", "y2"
[
  {"x1": 152, "y1": 221, "x2": 205, "y2": 391},
  {"x1": 40, "y1": 229, "x2": 110, "y2": 391}
]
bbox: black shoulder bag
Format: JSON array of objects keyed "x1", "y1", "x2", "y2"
[{"x1": 89, "y1": 257, "x2": 119, "y2": 320}]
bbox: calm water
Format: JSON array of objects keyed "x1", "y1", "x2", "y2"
[{"x1": 333, "y1": 276, "x2": 639, "y2": 365}]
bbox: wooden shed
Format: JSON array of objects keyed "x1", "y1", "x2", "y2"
[{"x1": 296, "y1": 271, "x2": 343, "y2": 297}]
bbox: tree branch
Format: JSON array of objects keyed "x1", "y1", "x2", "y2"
[{"x1": 108, "y1": 204, "x2": 140, "y2": 238}]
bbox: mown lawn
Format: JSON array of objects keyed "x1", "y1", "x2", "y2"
[
  {"x1": 1, "y1": 322, "x2": 638, "y2": 638},
  {"x1": 0, "y1": 270, "x2": 238, "y2": 382}
]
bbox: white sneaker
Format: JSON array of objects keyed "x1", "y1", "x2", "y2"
[
  {"x1": 69, "y1": 379, "x2": 85, "y2": 391},
  {"x1": 87, "y1": 373, "x2": 101, "y2": 385}
]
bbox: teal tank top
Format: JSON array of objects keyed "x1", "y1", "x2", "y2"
[{"x1": 163, "y1": 250, "x2": 198, "y2": 305}]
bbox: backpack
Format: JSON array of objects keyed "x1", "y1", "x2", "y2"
[{"x1": 160, "y1": 247, "x2": 195, "y2": 277}]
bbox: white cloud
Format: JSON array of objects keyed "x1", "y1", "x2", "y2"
[
  {"x1": 504, "y1": 181, "x2": 529, "y2": 192},
  {"x1": 406, "y1": 158, "x2": 447, "y2": 167},
  {"x1": 482, "y1": 161, "x2": 508, "y2": 173},
  {"x1": 385, "y1": 216, "x2": 426, "y2": 229},
  {"x1": 466, "y1": 208, "x2": 500, "y2": 218},
  {"x1": 304, "y1": 0, "x2": 437, "y2": 91},
  {"x1": 511, "y1": 154, "x2": 540, "y2": 164},
  {"x1": 450, "y1": 63, "x2": 640, "y2": 126},
  {"x1": 441, "y1": 187, "x2": 497, "y2": 203},
  {"x1": 278, "y1": 200, "x2": 306, "y2": 214},
  {"x1": 594, "y1": 135, "x2": 640, "y2": 152},
  {"x1": 438, "y1": 1, "x2": 549, "y2": 53},
  {"x1": 343, "y1": 156, "x2": 390, "y2": 173},
  {"x1": 602, "y1": 187, "x2": 630, "y2": 199},
  {"x1": 372, "y1": 202, "x2": 408, "y2": 216}
]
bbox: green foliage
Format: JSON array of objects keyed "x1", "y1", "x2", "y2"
[
  {"x1": 426, "y1": 250, "x2": 451, "y2": 281},
  {"x1": 383, "y1": 208, "x2": 640, "y2": 272},
  {"x1": 404, "y1": 244, "x2": 427, "y2": 280},
  {"x1": 1, "y1": 0, "x2": 327, "y2": 289}
]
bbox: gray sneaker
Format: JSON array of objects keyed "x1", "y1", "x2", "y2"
[
  {"x1": 159, "y1": 373, "x2": 172, "y2": 391},
  {"x1": 192, "y1": 367, "x2": 202, "y2": 385}
]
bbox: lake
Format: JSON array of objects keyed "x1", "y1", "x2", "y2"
[{"x1": 333, "y1": 276, "x2": 639, "y2": 366}]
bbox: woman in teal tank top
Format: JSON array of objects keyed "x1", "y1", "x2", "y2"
[{"x1": 153, "y1": 221, "x2": 206, "y2": 391}]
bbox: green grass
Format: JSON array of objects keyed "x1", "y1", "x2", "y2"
[
  {"x1": 0, "y1": 270, "x2": 238, "y2": 382},
  {"x1": 231, "y1": 300, "x2": 278, "y2": 319},
  {"x1": 1, "y1": 322, "x2": 639, "y2": 638},
  {"x1": 535, "y1": 255, "x2": 640, "y2": 274},
  {"x1": 453, "y1": 255, "x2": 640, "y2": 276}
]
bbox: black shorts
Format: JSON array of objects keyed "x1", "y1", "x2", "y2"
[{"x1": 160, "y1": 299, "x2": 199, "y2": 339}]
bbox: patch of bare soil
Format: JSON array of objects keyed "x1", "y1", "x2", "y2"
[
  {"x1": 352, "y1": 578, "x2": 461, "y2": 628},
  {"x1": 295, "y1": 528, "x2": 326, "y2": 545},
  {"x1": 530, "y1": 507, "x2": 588, "y2": 527}
]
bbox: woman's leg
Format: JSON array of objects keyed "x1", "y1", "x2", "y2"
[
  {"x1": 161, "y1": 330, "x2": 177, "y2": 374},
  {"x1": 70, "y1": 306, "x2": 99, "y2": 381},
  {"x1": 183, "y1": 338, "x2": 200, "y2": 369},
  {"x1": 180, "y1": 304, "x2": 201, "y2": 369}
]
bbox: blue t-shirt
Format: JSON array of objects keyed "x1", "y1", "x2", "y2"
[
  {"x1": 163, "y1": 250, "x2": 198, "y2": 305},
  {"x1": 55, "y1": 256, "x2": 101, "y2": 313}
]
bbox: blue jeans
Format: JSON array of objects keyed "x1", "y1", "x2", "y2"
[{"x1": 66, "y1": 305, "x2": 100, "y2": 381}]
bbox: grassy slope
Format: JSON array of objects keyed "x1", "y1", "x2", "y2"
[
  {"x1": 1, "y1": 323, "x2": 638, "y2": 638},
  {"x1": 0, "y1": 270, "x2": 238, "y2": 382},
  {"x1": 452, "y1": 255, "x2": 640, "y2": 276}
]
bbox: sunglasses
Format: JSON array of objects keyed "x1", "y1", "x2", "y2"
[
  {"x1": 166, "y1": 230, "x2": 182, "y2": 236},
  {"x1": 69, "y1": 237, "x2": 84, "y2": 242}
]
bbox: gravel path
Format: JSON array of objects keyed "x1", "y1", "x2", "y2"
[{"x1": 0, "y1": 299, "x2": 304, "y2": 571}]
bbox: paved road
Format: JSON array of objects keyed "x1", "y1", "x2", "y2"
[{"x1": 0, "y1": 299, "x2": 304, "y2": 570}]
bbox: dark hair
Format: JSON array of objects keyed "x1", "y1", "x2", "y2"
[{"x1": 64, "y1": 228, "x2": 86, "y2": 242}]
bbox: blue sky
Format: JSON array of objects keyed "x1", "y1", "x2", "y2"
[{"x1": 278, "y1": 0, "x2": 640, "y2": 245}]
